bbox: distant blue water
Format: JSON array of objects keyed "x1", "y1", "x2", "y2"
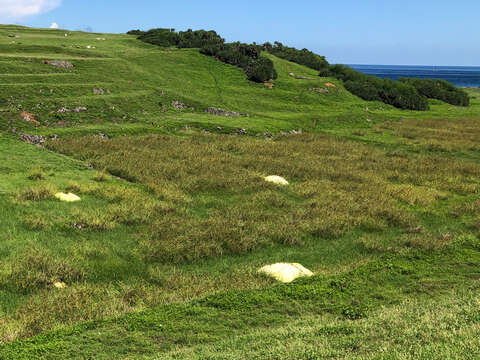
[{"x1": 349, "y1": 64, "x2": 480, "y2": 88}]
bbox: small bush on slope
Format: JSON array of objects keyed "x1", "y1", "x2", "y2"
[
  {"x1": 126, "y1": 29, "x2": 146, "y2": 36},
  {"x1": 202, "y1": 42, "x2": 277, "y2": 82},
  {"x1": 264, "y1": 41, "x2": 329, "y2": 72}
]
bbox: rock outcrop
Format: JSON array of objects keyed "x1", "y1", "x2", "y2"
[
  {"x1": 205, "y1": 107, "x2": 243, "y2": 117},
  {"x1": 41, "y1": 60, "x2": 74, "y2": 68}
]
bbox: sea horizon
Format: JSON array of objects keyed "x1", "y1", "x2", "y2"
[{"x1": 349, "y1": 64, "x2": 480, "y2": 87}]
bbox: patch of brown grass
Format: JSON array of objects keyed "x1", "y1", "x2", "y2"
[
  {"x1": 48, "y1": 133, "x2": 480, "y2": 262},
  {"x1": 17, "y1": 184, "x2": 55, "y2": 201},
  {"x1": 377, "y1": 118, "x2": 480, "y2": 153},
  {"x1": 8, "y1": 247, "x2": 85, "y2": 293}
]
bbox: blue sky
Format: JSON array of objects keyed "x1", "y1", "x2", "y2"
[{"x1": 1, "y1": 0, "x2": 479, "y2": 66}]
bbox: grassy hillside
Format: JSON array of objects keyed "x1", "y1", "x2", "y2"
[
  {"x1": 1, "y1": 25, "x2": 480, "y2": 359},
  {"x1": 1, "y1": 24, "x2": 479, "y2": 138}
]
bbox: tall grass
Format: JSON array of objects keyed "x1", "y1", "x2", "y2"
[{"x1": 48, "y1": 132, "x2": 480, "y2": 261}]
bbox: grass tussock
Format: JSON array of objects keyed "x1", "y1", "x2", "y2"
[
  {"x1": 70, "y1": 209, "x2": 116, "y2": 231},
  {"x1": 7, "y1": 247, "x2": 85, "y2": 293},
  {"x1": 15, "y1": 285, "x2": 131, "y2": 338},
  {"x1": 22, "y1": 214, "x2": 50, "y2": 231},
  {"x1": 16, "y1": 184, "x2": 55, "y2": 201},
  {"x1": 93, "y1": 171, "x2": 110, "y2": 182},
  {"x1": 27, "y1": 167, "x2": 45, "y2": 181}
]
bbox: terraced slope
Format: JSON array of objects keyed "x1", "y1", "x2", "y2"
[
  {"x1": 1, "y1": 24, "x2": 479, "y2": 138},
  {"x1": 1, "y1": 25, "x2": 480, "y2": 359}
]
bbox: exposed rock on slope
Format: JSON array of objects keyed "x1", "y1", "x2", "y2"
[
  {"x1": 41, "y1": 60, "x2": 74, "y2": 68},
  {"x1": 205, "y1": 107, "x2": 246, "y2": 117}
]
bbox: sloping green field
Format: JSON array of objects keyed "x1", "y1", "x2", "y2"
[{"x1": 0, "y1": 25, "x2": 480, "y2": 359}]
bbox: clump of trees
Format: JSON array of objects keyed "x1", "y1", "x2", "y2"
[
  {"x1": 137, "y1": 28, "x2": 224, "y2": 48},
  {"x1": 326, "y1": 65, "x2": 430, "y2": 110},
  {"x1": 127, "y1": 29, "x2": 146, "y2": 36},
  {"x1": 399, "y1": 78, "x2": 470, "y2": 106},
  {"x1": 201, "y1": 42, "x2": 277, "y2": 82},
  {"x1": 263, "y1": 42, "x2": 329, "y2": 72}
]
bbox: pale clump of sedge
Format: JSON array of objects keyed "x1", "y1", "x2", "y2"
[
  {"x1": 258, "y1": 263, "x2": 313, "y2": 283},
  {"x1": 264, "y1": 175, "x2": 289, "y2": 186},
  {"x1": 55, "y1": 192, "x2": 81, "y2": 202}
]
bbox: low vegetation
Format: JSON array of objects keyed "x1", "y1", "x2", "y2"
[
  {"x1": 400, "y1": 77, "x2": 470, "y2": 106},
  {"x1": 264, "y1": 41, "x2": 329, "y2": 72},
  {"x1": 138, "y1": 28, "x2": 224, "y2": 49},
  {"x1": 201, "y1": 42, "x2": 277, "y2": 82},
  {"x1": 326, "y1": 64, "x2": 430, "y2": 110},
  {"x1": 48, "y1": 131, "x2": 480, "y2": 261}
]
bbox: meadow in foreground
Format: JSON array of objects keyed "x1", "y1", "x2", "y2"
[{"x1": 2, "y1": 118, "x2": 480, "y2": 350}]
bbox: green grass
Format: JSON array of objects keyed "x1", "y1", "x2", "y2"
[{"x1": 1, "y1": 24, "x2": 480, "y2": 359}]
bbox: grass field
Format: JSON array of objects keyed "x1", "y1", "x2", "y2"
[{"x1": 0, "y1": 25, "x2": 480, "y2": 359}]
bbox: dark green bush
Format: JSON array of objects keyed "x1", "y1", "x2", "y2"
[
  {"x1": 380, "y1": 79, "x2": 429, "y2": 111},
  {"x1": 399, "y1": 78, "x2": 470, "y2": 106},
  {"x1": 344, "y1": 80, "x2": 381, "y2": 101},
  {"x1": 126, "y1": 30, "x2": 145, "y2": 36},
  {"x1": 138, "y1": 28, "x2": 224, "y2": 49},
  {"x1": 327, "y1": 65, "x2": 429, "y2": 111},
  {"x1": 246, "y1": 57, "x2": 278, "y2": 82},
  {"x1": 138, "y1": 28, "x2": 179, "y2": 47},
  {"x1": 264, "y1": 41, "x2": 329, "y2": 72},
  {"x1": 202, "y1": 42, "x2": 277, "y2": 82},
  {"x1": 176, "y1": 29, "x2": 224, "y2": 49}
]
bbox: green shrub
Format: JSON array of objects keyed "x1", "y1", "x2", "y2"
[
  {"x1": 399, "y1": 78, "x2": 470, "y2": 106},
  {"x1": 380, "y1": 79, "x2": 429, "y2": 110},
  {"x1": 138, "y1": 28, "x2": 178, "y2": 47},
  {"x1": 344, "y1": 80, "x2": 381, "y2": 101},
  {"x1": 138, "y1": 28, "x2": 223, "y2": 49},
  {"x1": 327, "y1": 65, "x2": 429, "y2": 111},
  {"x1": 245, "y1": 57, "x2": 278, "y2": 82},
  {"x1": 176, "y1": 29, "x2": 224, "y2": 49},
  {"x1": 126, "y1": 29, "x2": 145, "y2": 36},
  {"x1": 201, "y1": 42, "x2": 277, "y2": 82},
  {"x1": 264, "y1": 41, "x2": 329, "y2": 72}
]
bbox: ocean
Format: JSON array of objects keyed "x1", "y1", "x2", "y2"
[{"x1": 349, "y1": 64, "x2": 480, "y2": 88}]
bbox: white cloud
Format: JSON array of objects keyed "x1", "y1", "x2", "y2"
[
  {"x1": 49, "y1": 22, "x2": 58, "y2": 29},
  {"x1": 0, "y1": 0, "x2": 62, "y2": 19}
]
